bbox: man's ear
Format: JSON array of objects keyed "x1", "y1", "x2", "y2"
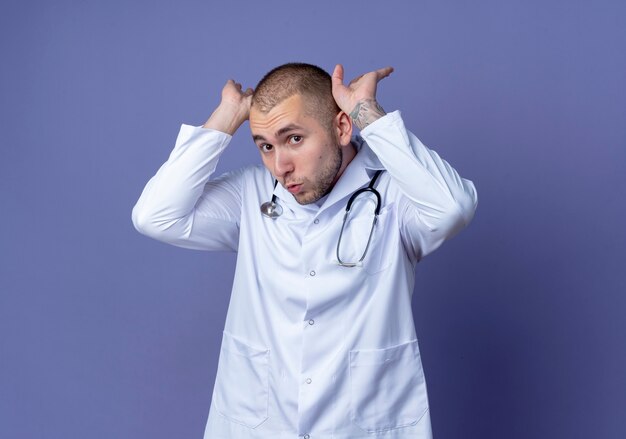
[{"x1": 334, "y1": 111, "x2": 353, "y2": 146}]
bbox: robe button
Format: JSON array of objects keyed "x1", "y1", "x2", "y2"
[
  {"x1": 313, "y1": 219, "x2": 319, "y2": 224},
  {"x1": 308, "y1": 319, "x2": 315, "y2": 325},
  {"x1": 309, "y1": 270, "x2": 316, "y2": 276}
]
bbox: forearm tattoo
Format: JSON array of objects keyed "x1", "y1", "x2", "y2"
[{"x1": 349, "y1": 99, "x2": 386, "y2": 130}]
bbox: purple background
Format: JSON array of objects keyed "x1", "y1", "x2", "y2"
[{"x1": 1, "y1": 1, "x2": 625, "y2": 438}]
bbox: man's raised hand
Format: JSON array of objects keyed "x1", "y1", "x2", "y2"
[
  {"x1": 331, "y1": 64, "x2": 393, "y2": 130},
  {"x1": 203, "y1": 79, "x2": 254, "y2": 135}
]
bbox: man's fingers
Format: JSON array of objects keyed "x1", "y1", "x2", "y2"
[
  {"x1": 375, "y1": 66, "x2": 394, "y2": 80},
  {"x1": 225, "y1": 79, "x2": 254, "y2": 96},
  {"x1": 332, "y1": 64, "x2": 344, "y2": 86},
  {"x1": 342, "y1": 67, "x2": 394, "y2": 87},
  {"x1": 348, "y1": 74, "x2": 365, "y2": 86}
]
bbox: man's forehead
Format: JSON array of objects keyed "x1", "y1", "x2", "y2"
[{"x1": 250, "y1": 94, "x2": 316, "y2": 134}]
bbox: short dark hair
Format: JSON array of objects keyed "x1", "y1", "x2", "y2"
[{"x1": 252, "y1": 63, "x2": 341, "y2": 129}]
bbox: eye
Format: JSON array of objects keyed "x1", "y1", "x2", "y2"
[
  {"x1": 289, "y1": 135, "x2": 303, "y2": 145},
  {"x1": 260, "y1": 143, "x2": 273, "y2": 152}
]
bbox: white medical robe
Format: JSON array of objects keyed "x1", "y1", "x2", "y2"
[{"x1": 132, "y1": 111, "x2": 478, "y2": 438}]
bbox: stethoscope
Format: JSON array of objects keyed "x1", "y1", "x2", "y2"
[
  {"x1": 259, "y1": 179, "x2": 283, "y2": 218},
  {"x1": 260, "y1": 170, "x2": 384, "y2": 267}
]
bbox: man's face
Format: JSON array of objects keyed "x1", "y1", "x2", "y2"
[{"x1": 250, "y1": 94, "x2": 343, "y2": 205}]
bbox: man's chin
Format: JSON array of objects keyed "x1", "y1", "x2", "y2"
[
  {"x1": 293, "y1": 190, "x2": 319, "y2": 205},
  {"x1": 294, "y1": 194, "x2": 314, "y2": 205}
]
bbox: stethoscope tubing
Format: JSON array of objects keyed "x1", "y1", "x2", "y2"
[{"x1": 259, "y1": 170, "x2": 384, "y2": 268}]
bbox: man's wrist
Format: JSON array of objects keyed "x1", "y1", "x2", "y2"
[
  {"x1": 349, "y1": 98, "x2": 387, "y2": 130},
  {"x1": 202, "y1": 103, "x2": 248, "y2": 135}
]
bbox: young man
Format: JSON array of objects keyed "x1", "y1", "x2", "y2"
[{"x1": 132, "y1": 63, "x2": 478, "y2": 438}]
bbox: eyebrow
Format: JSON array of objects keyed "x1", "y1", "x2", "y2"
[{"x1": 252, "y1": 124, "x2": 306, "y2": 143}]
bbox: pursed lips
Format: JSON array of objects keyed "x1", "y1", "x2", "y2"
[{"x1": 285, "y1": 182, "x2": 303, "y2": 194}]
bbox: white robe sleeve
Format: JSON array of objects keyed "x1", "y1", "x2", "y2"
[
  {"x1": 131, "y1": 124, "x2": 243, "y2": 252},
  {"x1": 360, "y1": 111, "x2": 478, "y2": 260}
]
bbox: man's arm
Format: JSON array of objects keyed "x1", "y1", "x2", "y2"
[
  {"x1": 202, "y1": 80, "x2": 253, "y2": 134},
  {"x1": 360, "y1": 112, "x2": 477, "y2": 260},
  {"x1": 332, "y1": 65, "x2": 477, "y2": 260},
  {"x1": 331, "y1": 64, "x2": 393, "y2": 130},
  {"x1": 131, "y1": 80, "x2": 253, "y2": 251}
]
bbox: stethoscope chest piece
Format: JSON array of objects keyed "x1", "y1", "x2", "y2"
[
  {"x1": 260, "y1": 198, "x2": 283, "y2": 219},
  {"x1": 261, "y1": 179, "x2": 283, "y2": 219}
]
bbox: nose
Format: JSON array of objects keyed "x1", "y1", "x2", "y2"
[{"x1": 273, "y1": 149, "x2": 294, "y2": 180}]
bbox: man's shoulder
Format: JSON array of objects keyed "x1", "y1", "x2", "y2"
[
  {"x1": 219, "y1": 164, "x2": 271, "y2": 192},
  {"x1": 238, "y1": 163, "x2": 270, "y2": 180}
]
